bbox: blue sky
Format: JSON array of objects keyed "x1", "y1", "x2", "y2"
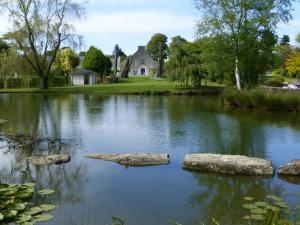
[{"x1": 1, "y1": 0, "x2": 300, "y2": 55}]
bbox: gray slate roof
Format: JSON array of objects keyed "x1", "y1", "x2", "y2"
[{"x1": 72, "y1": 68, "x2": 97, "y2": 76}]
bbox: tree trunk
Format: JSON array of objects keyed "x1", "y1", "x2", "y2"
[
  {"x1": 40, "y1": 76, "x2": 49, "y2": 89},
  {"x1": 235, "y1": 58, "x2": 241, "y2": 90},
  {"x1": 121, "y1": 57, "x2": 133, "y2": 78},
  {"x1": 157, "y1": 59, "x2": 163, "y2": 78}
]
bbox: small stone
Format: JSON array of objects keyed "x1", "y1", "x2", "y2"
[{"x1": 279, "y1": 160, "x2": 300, "y2": 175}]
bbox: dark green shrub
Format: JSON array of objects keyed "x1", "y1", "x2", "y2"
[
  {"x1": 49, "y1": 76, "x2": 68, "y2": 87},
  {"x1": 223, "y1": 88, "x2": 300, "y2": 113},
  {"x1": 263, "y1": 77, "x2": 284, "y2": 87},
  {"x1": 0, "y1": 78, "x2": 4, "y2": 89},
  {"x1": 5, "y1": 78, "x2": 21, "y2": 88}
]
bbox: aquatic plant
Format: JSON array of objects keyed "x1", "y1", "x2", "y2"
[
  {"x1": 242, "y1": 195, "x2": 299, "y2": 225},
  {"x1": 0, "y1": 182, "x2": 56, "y2": 224}
]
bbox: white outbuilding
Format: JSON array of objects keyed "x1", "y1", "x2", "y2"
[{"x1": 71, "y1": 68, "x2": 97, "y2": 86}]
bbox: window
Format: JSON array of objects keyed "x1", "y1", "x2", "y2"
[{"x1": 140, "y1": 59, "x2": 145, "y2": 65}]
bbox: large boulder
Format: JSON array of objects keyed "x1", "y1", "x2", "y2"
[
  {"x1": 279, "y1": 160, "x2": 300, "y2": 175},
  {"x1": 86, "y1": 153, "x2": 170, "y2": 167},
  {"x1": 182, "y1": 153, "x2": 274, "y2": 176},
  {"x1": 27, "y1": 155, "x2": 71, "y2": 165}
]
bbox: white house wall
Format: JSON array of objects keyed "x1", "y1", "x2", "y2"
[{"x1": 73, "y1": 75, "x2": 85, "y2": 85}]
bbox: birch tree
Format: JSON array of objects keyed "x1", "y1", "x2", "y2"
[{"x1": 194, "y1": 0, "x2": 294, "y2": 90}]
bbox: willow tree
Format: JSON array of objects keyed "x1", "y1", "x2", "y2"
[
  {"x1": 1, "y1": 0, "x2": 84, "y2": 89},
  {"x1": 194, "y1": 0, "x2": 294, "y2": 90}
]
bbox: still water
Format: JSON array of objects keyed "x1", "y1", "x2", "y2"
[{"x1": 1, "y1": 94, "x2": 300, "y2": 225}]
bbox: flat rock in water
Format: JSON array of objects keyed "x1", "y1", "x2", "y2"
[
  {"x1": 279, "y1": 160, "x2": 300, "y2": 175},
  {"x1": 86, "y1": 153, "x2": 170, "y2": 167},
  {"x1": 182, "y1": 153, "x2": 274, "y2": 175},
  {"x1": 27, "y1": 155, "x2": 71, "y2": 165}
]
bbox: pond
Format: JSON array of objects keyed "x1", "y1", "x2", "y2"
[{"x1": 1, "y1": 94, "x2": 300, "y2": 225}]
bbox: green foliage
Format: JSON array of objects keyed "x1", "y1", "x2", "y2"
[
  {"x1": 296, "y1": 33, "x2": 300, "y2": 45},
  {"x1": 5, "y1": 78, "x2": 21, "y2": 88},
  {"x1": 165, "y1": 36, "x2": 205, "y2": 88},
  {"x1": 113, "y1": 44, "x2": 126, "y2": 57},
  {"x1": 223, "y1": 88, "x2": 300, "y2": 113},
  {"x1": 194, "y1": 0, "x2": 293, "y2": 88},
  {"x1": 280, "y1": 35, "x2": 290, "y2": 46},
  {"x1": 54, "y1": 48, "x2": 80, "y2": 75},
  {"x1": 146, "y1": 33, "x2": 168, "y2": 77},
  {"x1": 82, "y1": 46, "x2": 112, "y2": 76},
  {"x1": 0, "y1": 39, "x2": 9, "y2": 52},
  {"x1": 0, "y1": 78, "x2": 4, "y2": 89},
  {"x1": 49, "y1": 75, "x2": 69, "y2": 87},
  {"x1": 285, "y1": 50, "x2": 300, "y2": 77},
  {"x1": 263, "y1": 77, "x2": 284, "y2": 87},
  {"x1": 0, "y1": 182, "x2": 56, "y2": 224}
]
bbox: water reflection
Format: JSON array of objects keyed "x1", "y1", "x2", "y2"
[{"x1": 0, "y1": 94, "x2": 300, "y2": 225}]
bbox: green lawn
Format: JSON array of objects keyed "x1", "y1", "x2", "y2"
[{"x1": 0, "y1": 76, "x2": 223, "y2": 94}]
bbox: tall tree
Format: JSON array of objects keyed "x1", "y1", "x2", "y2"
[
  {"x1": 1, "y1": 0, "x2": 84, "y2": 89},
  {"x1": 280, "y1": 35, "x2": 290, "y2": 45},
  {"x1": 146, "y1": 33, "x2": 168, "y2": 78},
  {"x1": 82, "y1": 46, "x2": 112, "y2": 76},
  {"x1": 194, "y1": 0, "x2": 294, "y2": 89}
]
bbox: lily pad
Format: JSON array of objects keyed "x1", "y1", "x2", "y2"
[
  {"x1": 23, "y1": 183, "x2": 36, "y2": 188},
  {"x1": 274, "y1": 201, "x2": 290, "y2": 209},
  {"x1": 24, "y1": 207, "x2": 42, "y2": 216},
  {"x1": 4, "y1": 209, "x2": 18, "y2": 219},
  {"x1": 16, "y1": 214, "x2": 32, "y2": 223},
  {"x1": 33, "y1": 214, "x2": 54, "y2": 222},
  {"x1": 243, "y1": 215, "x2": 251, "y2": 220},
  {"x1": 251, "y1": 208, "x2": 268, "y2": 215},
  {"x1": 13, "y1": 203, "x2": 27, "y2": 211},
  {"x1": 244, "y1": 197, "x2": 254, "y2": 201},
  {"x1": 22, "y1": 222, "x2": 35, "y2": 225},
  {"x1": 266, "y1": 195, "x2": 283, "y2": 202},
  {"x1": 39, "y1": 204, "x2": 56, "y2": 212},
  {"x1": 250, "y1": 214, "x2": 265, "y2": 221},
  {"x1": 38, "y1": 189, "x2": 55, "y2": 195},
  {"x1": 243, "y1": 203, "x2": 257, "y2": 210},
  {"x1": 254, "y1": 201, "x2": 268, "y2": 208}
]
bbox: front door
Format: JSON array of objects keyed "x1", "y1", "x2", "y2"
[
  {"x1": 141, "y1": 68, "x2": 146, "y2": 75},
  {"x1": 84, "y1": 75, "x2": 89, "y2": 85}
]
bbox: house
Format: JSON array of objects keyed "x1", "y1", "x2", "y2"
[
  {"x1": 71, "y1": 68, "x2": 97, "y2": 85},
  {"x1": 128, "y1": 46, "x2": 157, "y2": 76}
]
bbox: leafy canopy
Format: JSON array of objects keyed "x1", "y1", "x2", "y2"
[
  {"x1": 146, "y1": 33, "x2": 168, "y2": 61},
  {"x1": 82, "y1": 46, "x2": 112, "y2": 76}
]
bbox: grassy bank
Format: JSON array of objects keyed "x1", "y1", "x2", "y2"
[
  {"x1": 0, "y1": 77, "x2": 223, "y2": 95},
  {"x1": 223, "y1": 88, "x2": 300, "y2": 113}
]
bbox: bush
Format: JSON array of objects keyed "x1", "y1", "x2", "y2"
[
  {"x1": 49, "y1": 76, "x2": 68, "y2": 87},
  {"x1": 20, "y1": 77, "x2": 40, "y2": 88},
  {"x1": 5, "y1": 78, "x2": 21, "y2": 88},
  {"x1": 0, "y1": 78, "x2": 4, "y2": 89},
  {"x1": 263, "y1": 77, "x2": 284, "y2": 87},
  {"x1": 223, "y1": 88, "x2": 300, "y2": 113}
]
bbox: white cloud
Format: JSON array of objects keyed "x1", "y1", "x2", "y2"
[{"x1": 74, "y1": 10, "x2": 197, "y2": 34}]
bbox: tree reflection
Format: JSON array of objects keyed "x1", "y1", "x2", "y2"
[{"x1": 187, "y1": 172, "x2": 283, "y2": 225}]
